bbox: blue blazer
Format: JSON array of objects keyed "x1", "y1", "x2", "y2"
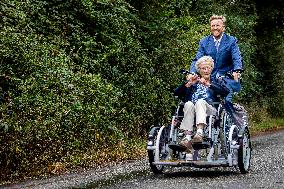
[{"x1": 190, "y1": 33, "x2": 243, "y2": 79}]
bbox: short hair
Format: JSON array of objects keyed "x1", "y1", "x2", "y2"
[
  {"x1": 210, "y1": 15, "x2": 226, "y2": 25},
  {"x1": 195, "y1": 56, "x2": 214, "y2": 72}
]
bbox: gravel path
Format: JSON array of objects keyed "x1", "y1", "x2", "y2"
[{"x1": 1, "y1": 130, "x2": 283, "y2": 189}]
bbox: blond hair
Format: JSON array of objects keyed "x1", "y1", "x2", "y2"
[
  {"x1": 210, "y1": 15, "x2": 226, "y2": 25},
  {"x1": 195, "y1": 56, "x2": 214, "y2": 72}
]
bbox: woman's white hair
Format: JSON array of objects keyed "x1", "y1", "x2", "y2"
[{"x1": 195, "y1": 56, "x2": 214, "y2": 72}]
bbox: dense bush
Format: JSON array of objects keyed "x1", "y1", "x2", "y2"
[
  {"x1": 254, "y1": 0, "x2": 284, "y2": 116},
  {"x1": 0, "y1": 0, "x2": 127, "y2": 179}
]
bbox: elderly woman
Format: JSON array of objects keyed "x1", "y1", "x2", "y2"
[{"x1": 174, "y1": 56, "x2": 229, "y2": 159}]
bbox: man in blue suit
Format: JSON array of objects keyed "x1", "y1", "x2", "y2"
[
  {"x1": 190, "y1": 15, "x2": 243, "y2": 81},
  {"x1": 188, "y1": 15, "x2": 245, "y2": 138}
]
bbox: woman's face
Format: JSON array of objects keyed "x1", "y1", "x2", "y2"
[
  {"x1": 199, "y1": 62, "x2": 213, "y2": 80},
  {"x1": 210, "y1": 19, "x2": 225, "y2": 39}
]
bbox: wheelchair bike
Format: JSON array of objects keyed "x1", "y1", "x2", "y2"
[{"x1": 147, "y1": 79, "x2": 252, "y2": 174}]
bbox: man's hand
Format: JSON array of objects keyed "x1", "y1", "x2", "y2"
[{"x1": 232, "y1": 71, "x2": 241, "y2": 81}]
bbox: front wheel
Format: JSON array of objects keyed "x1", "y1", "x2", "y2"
[
  {"x1": 148, "y1": 150, "x2": 164, "y2": 174},
  {"x1": 238, "y1": 128, "x2": 252, "y2": 174},
  {"x1": 148, "y1": 126, "x2": 168, "y2": 174}
]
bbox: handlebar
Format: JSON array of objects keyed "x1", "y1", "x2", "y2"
[
  {"x1": 179, "y1": 69, "x2": 191, "y2": 75},
  {"x1": 179, "y1": 69, "x2": 243, "y2": 79},
  {"x1": 225, "y1": 69, "x2": 243, "y2": 80}
]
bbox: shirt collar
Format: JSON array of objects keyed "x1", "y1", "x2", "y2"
[{"x1": 213, "y1": 33, "x2": 224, "y2": 42}]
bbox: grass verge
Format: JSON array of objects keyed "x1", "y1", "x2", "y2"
[{"x1": 250, "y1": 117, "x2": 284, "y2": 136}]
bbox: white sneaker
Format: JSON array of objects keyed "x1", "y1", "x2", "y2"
[{"x1": 185, "y1": 153, "x2": 193, "y2": 161}]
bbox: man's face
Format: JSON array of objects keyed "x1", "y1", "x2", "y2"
[
  {"x1": 210, "y1": 19, "x2": 225, "y2": 39},
  {"x1": 199, "y1": 62, "x2": 213, "y2": 80}
]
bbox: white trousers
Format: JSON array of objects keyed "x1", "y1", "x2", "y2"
[{"x1": 180, "y1": 99, "x2": 217, "y2": 131}]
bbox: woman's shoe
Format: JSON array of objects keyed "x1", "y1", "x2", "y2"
[
  {"x1": 192, "y1": 132, "x2": 204, "y2": 143},
  {"x1": 179, "y1": 135, "x2": 193, "y2": 153}
]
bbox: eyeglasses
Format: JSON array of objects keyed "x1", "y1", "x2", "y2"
[{"x1": 199, "y1": 66, "x2": 213, "y2": 71}]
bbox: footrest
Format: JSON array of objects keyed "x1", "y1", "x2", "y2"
[
  {"x1": 192, "y1": 141, "x2": 210, "y2": 150},
  {"x1": 168, "y1": 143, "x2": 186, "y2": 152}
]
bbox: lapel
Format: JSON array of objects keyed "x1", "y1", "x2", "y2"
[
  {"x1": 215, "y1": 33, "x2": 228, "y2": 61},
  {"x1": 218, "y1": 33, "x2": 228, "y2": 52},
  {"x1": 207, "y1": 36, "x2": 217, "y2": 54}
]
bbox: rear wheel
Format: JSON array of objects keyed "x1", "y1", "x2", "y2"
[
  {"x1": 148, "y1": 126, "x2": 168, "y2": 174},
  {"x1": 238, "y1": 128, "x2": 252, "y2": 174}
]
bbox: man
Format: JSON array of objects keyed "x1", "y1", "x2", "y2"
[
  {"x1": 190, "y1": 15, "x2": 243, "y2": 128},
  {"x1": 188, "y1": 15, "x2": 245, "y2": 146},
  {"x1": 189, "y1": 15, "x2": 243, "y2": 81},
  {"x1": 174, "y1": 56, "x2": 229, "y2": 160}
]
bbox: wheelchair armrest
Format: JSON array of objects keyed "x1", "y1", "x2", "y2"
[{"x1": 178, "y1": 101, "x2": 185, "y2": 105}]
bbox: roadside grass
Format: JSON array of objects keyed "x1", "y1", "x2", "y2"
[
  {"x1": 246, "y1": 103, "x2": 284, "y2": 136},
  {"x1": 249, "y1": 117, "x2": 284, "y2": 136}
]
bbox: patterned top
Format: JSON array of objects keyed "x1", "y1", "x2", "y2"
[{"x1": 191, "y1": 83, "x2": 210, "y2": 104}]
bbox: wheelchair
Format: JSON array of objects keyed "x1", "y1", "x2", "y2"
[{"x1": 147, "y1": 94, "x2": 252, "y2": 174}]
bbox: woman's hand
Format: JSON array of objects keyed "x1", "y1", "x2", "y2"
[
  {"x1": 199, "y1": 77, "x2": 211, "y2": 87},
  {"x1": 185, "y1": 74, "x2": 199, "y2": 87}
]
